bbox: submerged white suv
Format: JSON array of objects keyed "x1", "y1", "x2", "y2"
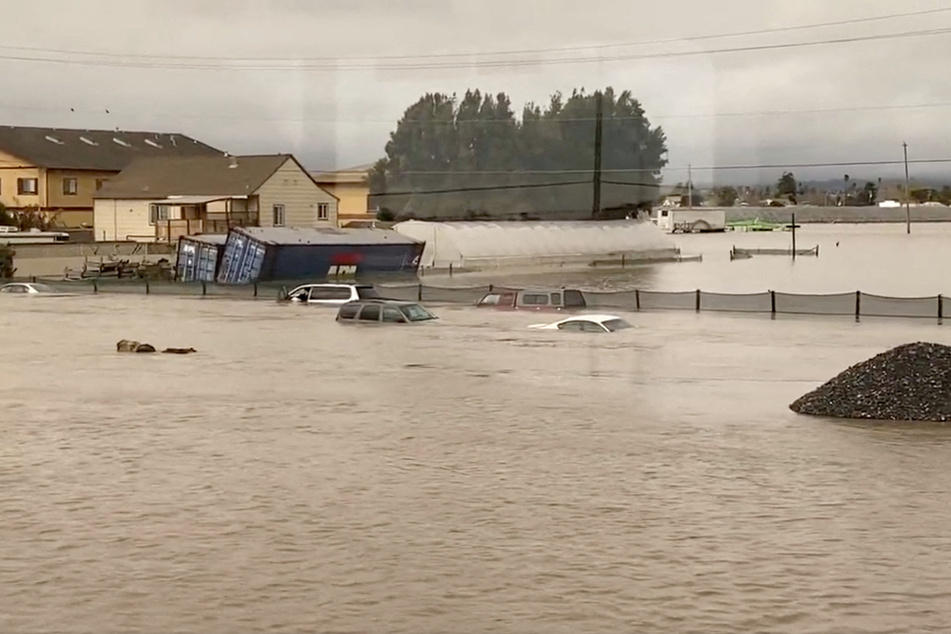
[{"x1": 282, "y1": 283, "x2": 381, "y2": 305}]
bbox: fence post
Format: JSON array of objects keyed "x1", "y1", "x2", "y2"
[
  {"x1": 253, "y1": 283, "x2": 258, "y2": 298},
  {"x1": 145, "y1": 280, "x2": 150, "y2": 295},
  {"x1": 635, "y1": 289, "x2": 641, "y2": 311},
  {"x1": 488, "y1": 284, "x2": 494, "y2": 293},
  {"x1": 939, "y1": 295, "x2": 944, "y2": 322},
  {"x1": 202, "y1": 281, "x2": 207, "y2": 297},
  {"x1": 770, "y1": 290, "x2": 776, "y2": 315},
  {"x1": 93, "y1": 279, "x2": 98, "y2": 294},
  {"x1": 418, "y1": 283, "x2": 423, "y2": 301},
  {"x1": 695, "y1": 289, "x2": 701, "y2": 312},
  {"x1": 621, "y1": 254, "x2": 626, "y2": 268},
  {"x1": 855, "y1": 290, "x2": 861, "y2": 319},
  {"x1": 31, "y1": 275, "x2": 36, "y2": 283},
  {"x1": 449, "y1": 263, "x2": 453, "y2": 277}
]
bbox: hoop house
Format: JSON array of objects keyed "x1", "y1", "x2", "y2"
[{"x1": 392, "y1": 220, "x2": 677, "y2": 269}]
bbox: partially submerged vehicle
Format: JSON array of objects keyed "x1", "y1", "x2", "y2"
[
  {"x1": 476, "y1": 288, "x2": 587, "y2": 311},
  {"x1": 282, "y1": 283, "x2": 381, "y2": 305},
  {"x1": 0, "y1": 282, "x2": 66, "y2": 295},
  {"x1": 336, "y1": 299, "x2": 437, "y2": 324},
  {"x1": 529, "y1": 314, "x2": 632, "y2": 333}
]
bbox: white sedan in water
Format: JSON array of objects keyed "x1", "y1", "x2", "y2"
[
  {"x1": 528, "y1": 314, "x2": 633, "y2": 333},
  {"x1": 0, "y1": 282, "x2": 61, "y2": 295}
]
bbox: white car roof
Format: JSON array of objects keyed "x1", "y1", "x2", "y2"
[
  {"x1": 290, "y1": 283, "x2": 366, "y2": 289},
  {"x1": 555, "y1": 314, "x2": 624, "y2": 324}
]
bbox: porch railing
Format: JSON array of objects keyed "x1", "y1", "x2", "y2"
[{"x1": 156, "y1": 216, "x2": 259, "y2": 243}]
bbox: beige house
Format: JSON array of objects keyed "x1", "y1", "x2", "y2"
[
  {"x1": 311, "y1": 163, "x2": 376, "y2": 226},
  {"x1": 0, "y1": 126, "x2": 221, "y2": 228},
  {"x1": 93, "y1": 154, "x2": 338, "y2": 242}
]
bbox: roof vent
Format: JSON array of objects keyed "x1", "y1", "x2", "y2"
[
  {"x1": 112, "y1": 137, "x2": 132, "y2": 148},
  {"x1": 79, "y1": 136, "x2": 98, "y2": 146},
  {"x1": 44, "y1": 135, "x2": 65, "y2": 145},
  {"x1": 144, "y1": 139, "x2": 162, "y2": 149}
]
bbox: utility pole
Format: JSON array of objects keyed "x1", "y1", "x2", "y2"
[
  {"x1": 903, "y1": 141, "x2": 911, "y2": 234},
  {"x1": 687, "y1": 164, "x2": 694, "y2": 210},
  {"x1": 592, "y1": 90, "x2": 603, "y2": 219}
]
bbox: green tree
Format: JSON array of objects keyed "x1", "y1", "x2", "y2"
[
  {"x1": 860, "y1": 181, "x2": 878, "y2": 206},
  {"x1": 938, "y1": 186, "x2": 951, "y2": 206},
  {"x1": 714, "y1": 186, "x2": 739, "y2": 207},
  {"x1": 776, "y1": 172, "x2": 797, "y2": 202},
  {"x1": 0, "y1": 244, "x2": 14, "y2": 279},
  {"x1": 369, "y1": 87, "x2": 668, "y2": 220}
]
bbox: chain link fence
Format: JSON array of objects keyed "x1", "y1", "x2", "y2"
[{"x1": 16, "y1": 277, "x2": 951, "y2": 321}]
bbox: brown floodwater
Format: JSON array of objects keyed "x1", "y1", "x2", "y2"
[{"x1": 2, "y1": 272, "x2": 951, "y2": 633}]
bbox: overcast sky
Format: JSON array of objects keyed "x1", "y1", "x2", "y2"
[{"x1": 3, "y1": 0, "x2": 951, "y2": 184}]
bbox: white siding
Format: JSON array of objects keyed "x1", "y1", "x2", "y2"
[
  {"x1": 93, "y1": 199, "x2": 154, "y2": 241},
  {"x1": 255, "y1": 158, "x2": 338, "y2": 228}
]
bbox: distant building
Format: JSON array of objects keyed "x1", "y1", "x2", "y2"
[
  {"x1": 310, "y1": 164, "x2": 375, "y2": 226},
  {"x1": 0, "y1": 125, "x2": 221, "y2": 228},
  {"x1": 93, "y1": 154, "x2": 338, "y2": 242}
]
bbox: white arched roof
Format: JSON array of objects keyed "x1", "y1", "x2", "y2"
[{"x1": 393, "y1": 220, "x2": 675, "y2": 268}]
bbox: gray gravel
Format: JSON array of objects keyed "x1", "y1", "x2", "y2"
[{"x1": 790, "y1": 342, "x2": 951, "y2": 422}]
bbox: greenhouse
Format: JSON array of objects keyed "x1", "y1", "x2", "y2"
[{"x1": 392, "y1": 220, "x2": 679, "y2": 270}]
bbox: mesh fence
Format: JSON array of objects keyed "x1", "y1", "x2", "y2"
[
  {"x1": 774, "y1": 292, "x2": 856, "y2": 316},
  {"x1": 17, "y1": 276, "x2": 951, "y2": 321},
  {"x1": 701, "y1": 292, "x2": 773, "y2": 313},
  {"x1": 860, "y1": 293, "x2": 940, "y2": 319}
]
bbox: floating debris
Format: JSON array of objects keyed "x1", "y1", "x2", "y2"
[
  {"x1": 116, "y1": 340, "x2": 195, "y2": 354},
  {"x1": 790, "y1": 342, "x2": 951, "y2": 421}
]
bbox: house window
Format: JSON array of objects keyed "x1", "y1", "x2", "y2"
[
  {"x1": 272, "y1": 204, "x2": 285, "y2": 227},
  {"x1": 317, "y1": 203, "x2": 330, "y2": 221},
  {"x1": 96, "y1": 178, "x2": 107, "y2": 191},
  {"x1": 63, "y1": 178, "x2": 78, "y2": 196},
  {"x1": 17, "y1": 178, "x2": 38, "y2": 195},
  {"x1": 149, "y1": 204, "x2": 171, "y2": 225}
]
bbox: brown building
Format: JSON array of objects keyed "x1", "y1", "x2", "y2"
[{"x1": 0, "y1": 125, "x2": 222, "y2": 228}]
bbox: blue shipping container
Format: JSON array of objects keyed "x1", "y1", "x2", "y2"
[
  {"x1": 177, "y1": 234, "x2": 228, "y2": 283},
  {"x1": 216, "y1": 226, "x2": 425, "y2": 284}
]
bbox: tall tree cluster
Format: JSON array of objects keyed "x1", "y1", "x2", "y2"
[{"x1": 368, "y1": 87, "x2": 668, "y2": 220}]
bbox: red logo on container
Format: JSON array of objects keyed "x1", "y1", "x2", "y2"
[{"x1": 331, "y1": 252, "x2": 363, "y2": 266}]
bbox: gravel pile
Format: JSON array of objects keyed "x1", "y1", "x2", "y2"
[{"x1": 790, "y1": 342, "x2": 951, "y2": 421}]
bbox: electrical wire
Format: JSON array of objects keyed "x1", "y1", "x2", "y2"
[
  {"x1": 0, "y1": 6, "x2": 947, "y2": 63},
  {"x1": 3, "y1": 100, "x2": 951, "y2": 125},
  {"x1": 0, "y1": 26, "x2": 948, "y2": 71}
]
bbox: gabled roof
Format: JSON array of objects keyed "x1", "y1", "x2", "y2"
[
  {"x1": 311, "y1": 163, "x2": 374, "y2": 184},
  {"x1": 95, "y1": 154, "x2": 306, "y2": 199},
  {"x1": 0, "y1": 126, "x2": 221, "y2": 171}
]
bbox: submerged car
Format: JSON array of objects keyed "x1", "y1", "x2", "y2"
[
  {"x1": 336, "y1": 299, "x2": 437, "y2": 324},
  {"x1": 528, "y1": 314, "x2": 632, "y2": 333},
  {"x1": 0, "y1": 282, "x2": 62, "y2": 295},
  {"x1": 476, "y1": 288, "x2": 587, "y2": 311},
  {"x1": 283, "y1": 283, "x2": 381, "y2": 305}
]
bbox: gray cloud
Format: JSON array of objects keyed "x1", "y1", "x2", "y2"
[{"x1": 2, "y1": 0, "x2": 950, "y2": 184}]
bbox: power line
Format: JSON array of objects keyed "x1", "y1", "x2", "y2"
[
  {"x1": 371, "y1": 179, "x2": 592, "y2": 197},
  {"x1": 380, "y1": 158, "x2": 951, "y2": 176},
  {"x1": 0, "y1": 6, "x2": 947, "y2": 64},
  {"x1": 0, "y1": 26, "x2": 949, "y2": 71},
  {"x1": 4, "y1": 100, "x2": 951, "y2": 123}
]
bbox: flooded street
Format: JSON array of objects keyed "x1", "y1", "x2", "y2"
[{"x1": 3, "y1": 225, "x2": 951, "y2": 632}]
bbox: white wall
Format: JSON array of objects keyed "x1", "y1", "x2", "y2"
[
  {"x1": 256, "y1": 158, "x2": 338, "y2": 228},
  {"x1": 93, "y1": 199, "x2": 153, "y2": 241}
]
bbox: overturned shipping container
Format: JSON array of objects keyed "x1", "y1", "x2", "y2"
[
  {"x1": 215, "y1": 226, "x2": 425, "y2": 284},
  {"x1": 176, "y1": 234, "x2": 228, "y2": 282}
]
